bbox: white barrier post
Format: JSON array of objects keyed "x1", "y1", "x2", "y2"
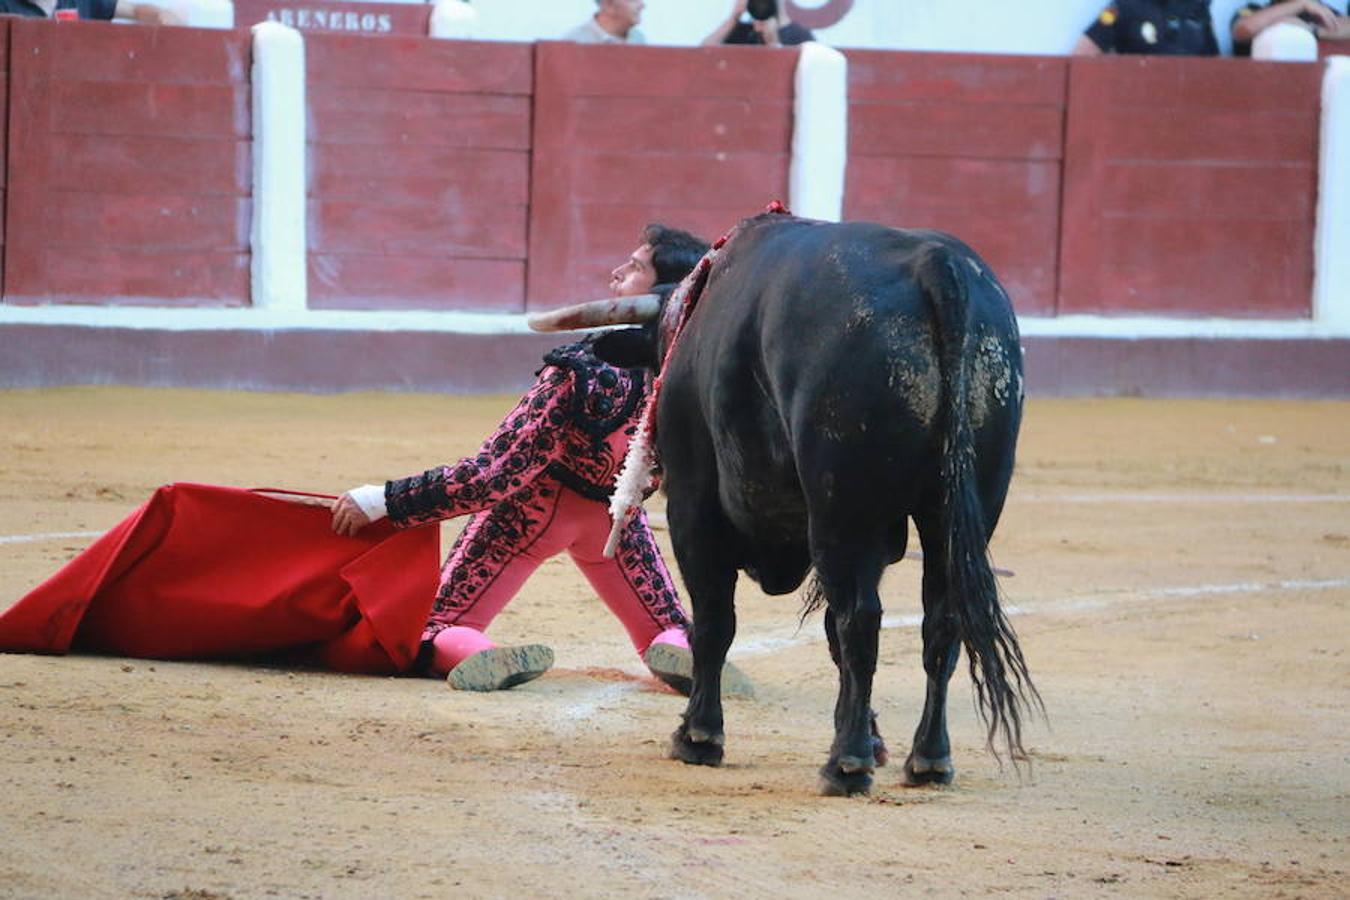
[
  {"x1": 789, "y1": 42, "x2": 848, "y2": 222},
  {"x1": 249, "y1": 22, "x2": 307, "y2": 312},
  {"x1": 1314, "y1": 56, "x2": 1350, "y2": 335}
]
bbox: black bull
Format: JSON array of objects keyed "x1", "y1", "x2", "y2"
[{"x1": 546, "y1": 213, "x2": 1039, "y2": 795}]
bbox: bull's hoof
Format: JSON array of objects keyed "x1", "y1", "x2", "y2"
[
  {"x1": 902, "y1": 753, "x2": 954, "y2": 786},
  {"x1": 669, "y1": 725, "x2": 725, "y2": 767},
  {"x1": 818, "y1": 757, "x2": 874, "y2": 797}
]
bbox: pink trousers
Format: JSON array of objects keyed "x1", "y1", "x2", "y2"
[{"x1": 419, "y1": 481, "x2": 688, "y2": 674}]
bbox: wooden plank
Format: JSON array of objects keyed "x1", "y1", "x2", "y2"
[
  {"x1": 310, "y1": 147, "x2": 528, "y2": 205},
  {"x1": 52, "y1": 81, "x2": 249, "y2": 140},
  {"x1": 1096, "y1": 108, "x2": 1317, "y2": 164},
  {"x1": 45, "y1": 192, "x2": 250, "y2": 251},
  {"x1": 53, "y1": 134, "x2": 250, "y2": 196},
  {"x1": 4, "y1": 20, "x2": 55, "y2": 299},
  {"x1": 527, "y1": 41, "x2": 794, "y2": 307},
  {"x1": 309, "y1": 200, "x2": 526, "y2": 257},
  {"x1": 41, "y1": 22, "x2": 249, "y2": 85},
  {"x1": 1070, "y1": 55, "x2": 1321, "y2": 112},
  {"x1": 1098, "y1": 161, "x2": 1314, "y2": 221},
  {"x1": 1059, "y1": 56, "x2": 1319, "y2": 317},
  {"x1": 6, "y1": 21, "x2": 251, "y2": 305},
  {"x1": 308, "y1": 88, "x2": 529, "y2": 149},
  {"x1": 556, "y1": 95, "x2": 792, "y2": 154},
  {"x1": 533, "y1": 41, "x2": 797, "y2": 99},
  {"x1": 847, "y1": 50, "x2": 1067, "y2": 106},
  {"x1": 233, "y1": 0, "x2": 432, "y2": 37},
  {"x1": 26, "y1": 248, "x2": 249, "y2": 305},
  {"x1": 850, "y1": 100, "x2": 1064, "y2": 160},
  {"x1": 842, "y1": 52, "x2": 1068, "y2": 314},
  {"x1": 1089, "y1": 217, "x2": 1311, "y2": 316},
  {"x1": 0, "y1": 19, "x2": 8, "y2": 193},
  {"x1": 308, "y1": 255, "x2": 525, "y2": 312},
  {"x1": 845, "y1": 156, "x2": 1061, "y2": 217},
  {"x1": 566, "y1": 152, "x2": 789, "y2": 206},
  {"x1": 306, "y1": 34, "x2": 532, "y2": 94},
  {"x1": 1, "y1": 18, "x2": 8, "y2": 285}
]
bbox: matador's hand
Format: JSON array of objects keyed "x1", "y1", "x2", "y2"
[{"x1": 331, "y1": 491, "x2": 372, "y2": 537}]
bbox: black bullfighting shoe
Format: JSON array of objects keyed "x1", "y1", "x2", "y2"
[
  {"x1": 642, "y1": 643, "x2": 755, "y2": 699},
  {"x1": 446, "y1": 644, "x2": 555, "y2": 692}
]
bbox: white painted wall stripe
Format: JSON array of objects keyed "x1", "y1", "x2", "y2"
[
  {"x1": 250, "y1": 23, "x2": 308, "y2": 313},
  {"x1": 2, "y1": 305, "x2": 1346, "y2": 340},
  {"x1": 789, "y1": 42, "x2": 848, "y2": 223}
]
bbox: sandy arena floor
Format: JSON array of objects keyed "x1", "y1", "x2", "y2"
[{"x1": 0, "y1": 387, "x2": 1346, "y2": 899}]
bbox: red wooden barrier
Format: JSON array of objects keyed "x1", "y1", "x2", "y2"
[
  {"x1": 844, "y1": 50, "x2": 1067, "y2": 316},
  {"x1": 3, "y1": 20, "x2": 251, "y2": 306},
  {"x1": 528, "y1": 42, "x2": 797, "y2": 309},
  {"x1": 305, "y1": 36, "x2": 532, "y2": 311},
  {"x1": 233, "y1": 0, "x2": 431, "y2": 37},
  {"x1": 0, "y1": 20, "x2": 9, "y2": 294},
  {"x1": 1059, "y1": 57, "x2": 1321, "y2": 317}
]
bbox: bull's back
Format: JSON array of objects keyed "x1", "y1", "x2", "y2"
[{"x1": 685, "y1": 215, "x2": 1021, "y2": 529}]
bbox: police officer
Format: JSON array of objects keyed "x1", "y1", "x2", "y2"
[{"x1": 1073, "y1": 0, "x2": 1220, "y2": 55}]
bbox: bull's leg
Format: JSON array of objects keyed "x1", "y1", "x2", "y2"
[
  {"x1": 665, "y1": 493, "x2": 739, "y2": 767},
  {"x1": 824, "y1": 608, "x2": 888, "y2": 767},
  {"x1": 815, "y1": 551, "x2": 885, "y2": 797},
  {"x1": 904, "y1": 515, "x2": 958, "y2": 786}
]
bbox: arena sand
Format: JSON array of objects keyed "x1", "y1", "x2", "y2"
[{"x1": 0, "y1": 387, "x2": 1346, "y2": 899}]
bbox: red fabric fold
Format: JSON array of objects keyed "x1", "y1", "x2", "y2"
[{"x1": 0, "y1": 483, "x2": 440, "y2": 674}]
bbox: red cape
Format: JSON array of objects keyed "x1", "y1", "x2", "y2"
[{"x1": 0, "y1": 483, "x2": 440, "y2": 674}]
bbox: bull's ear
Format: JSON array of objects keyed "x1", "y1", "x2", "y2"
[{"x1": 591, "y1": 327, "x2": 657, "y2": 370}]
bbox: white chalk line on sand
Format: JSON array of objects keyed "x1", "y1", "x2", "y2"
[
  {"x1": 1014, "y1": 492, "x2": 1350, "y2": 504},
  {"x1": 0, "y1": 530, "x2": 104, "y2": 546},
  {"x1": 732, "y1": 576, "x2": 1350, "y2": 657},
  {"x1": 548, "y1": 573, "x2": 1350, "y2": 731}
]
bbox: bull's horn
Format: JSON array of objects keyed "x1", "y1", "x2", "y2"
[{"x1": 526, "y1": 293, "x2": 661, "y2": 332}]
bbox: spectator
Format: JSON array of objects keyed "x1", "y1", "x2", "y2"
[
  {"x1": 562, "y1": 0, "x2": 645, "y2": 44},
  {"x1": 703, "y1": 0, "x2": 816, "y2": 47},
  {"x1": 1231, "y1": 0, "x2": 1348, "y2": 55},
  {"x1": 0, "y1": 0, "x2": 181, "y2": 23},
  {"x1": 1072, "y1": 0, "x2": 1219, "y2": 55}
]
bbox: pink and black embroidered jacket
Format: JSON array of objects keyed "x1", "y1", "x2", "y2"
[{"x1": 385, "y1": 340, "x2": 648, "y2": 526}]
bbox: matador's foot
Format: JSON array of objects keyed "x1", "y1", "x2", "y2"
[
  {"x1": 447, "y1": 644, "x2": 554, "y2": 692},
  {"x1": 643, "y1": 643, "x2": 755, "y2": 698}
]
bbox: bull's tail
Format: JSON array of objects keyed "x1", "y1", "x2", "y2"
[{"x1": 918, "y1": 245, "x2": 1041, "y2": 764}]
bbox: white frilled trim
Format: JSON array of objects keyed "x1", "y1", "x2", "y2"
[
  {"x1": 1315, "y1": 55, "x2": 1350, "y2": 335},
  {"x1": 789, "y1": 41, "x2": 848, "y2": 222},
  {"x1": 250, "y1": 22, "x2": 308, "y2": 312},
  {"x1": 603, "y1": 411, "x2": 654, "y2": 558}
]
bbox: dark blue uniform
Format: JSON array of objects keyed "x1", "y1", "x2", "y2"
[{"x1": 1084, "y1": 0, "x2": 1220, "y2": 54}]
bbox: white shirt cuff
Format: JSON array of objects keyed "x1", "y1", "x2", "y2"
[{"x1": 348, "y1": 483, "x2": 388, "y2": 522}]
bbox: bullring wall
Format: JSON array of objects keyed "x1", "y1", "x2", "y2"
[{"x1": 1, "y1": 20, "x2": 1346, "y2": 396}]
